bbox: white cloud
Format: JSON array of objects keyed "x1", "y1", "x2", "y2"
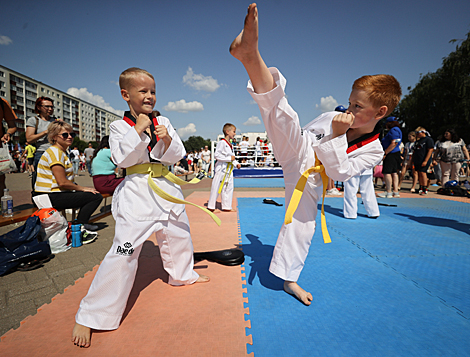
[
  {"x1": 163, "y1": 99, "x2": 203, "y2": 113},
  {"x1": 315, "y1": 96, "x2": 338, "y2": 112},
  {"x1": 67, "y1": 87, "x2": 124, "y2": 116},
  {"x1": 183, "y1": 67, "x2": 220, "y2": 92},
  {"x1": 0, "y1": 36, "x2": 12, "y2": 45},
  {"x1": 177, "y1": 123, "x2": 197, "y2": 139},
  {"x1": 243, "y1": 116, "x2": 261, "y2": 126}
]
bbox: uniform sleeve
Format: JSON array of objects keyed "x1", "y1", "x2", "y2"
[
  {"x1": 314, "y1": 136, "x2": 384, "y2": 182},
  {"x1": 149, "y1": 117, "x2": 186, "y2": 165},
  {"x1": 110, "y1": 121, "x2": 151, "y2": 168}
]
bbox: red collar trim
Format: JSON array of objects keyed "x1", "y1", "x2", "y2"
[
  {"x1": 346, "y1": 133, "x2": 379, "y2": 154},
  {"x1": 123, "y1": 113, "x2": 160, "y2": 152}
]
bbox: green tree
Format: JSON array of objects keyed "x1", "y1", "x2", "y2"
[
  {"x1": 183, "y1": 136, "x2": 211, "y2": 152},
  {"x1": 397, "y1": 31, "x2": 470, "y2": 143}
]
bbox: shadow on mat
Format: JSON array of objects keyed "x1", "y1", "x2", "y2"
[
  {"x1": 242, "y1": 234, "x2": 283, "y2": 291},
  {"x1": 120, "y1": 240, "x2": 168, "y2": 324},
  {"x1": 395, "y1": 213, "x2": 470, "y2": 235},
  {"x1": 322, "y1": 203, "x2": 371, "y2": 219}
]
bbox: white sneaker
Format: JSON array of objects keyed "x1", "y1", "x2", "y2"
[
  {"x1": 326, "y1": 188, "x2": 342, "y2": 196},
  {"x1": 377, "y1": 192, "x2": 393, "y2": 198},
  {"x1": 393, "y1": 192, "x2": 400, "y2": 198}
]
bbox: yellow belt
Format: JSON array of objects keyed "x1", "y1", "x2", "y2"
[
  {"x1": 127, "y1": 163, "x2": 221, "y2": 226},
  {"x1": 218, "y1": 162, "x2": 234, "y2": 194},
  {"x1": 284, "y1": 155, "x2": 331, "y2": 244}
]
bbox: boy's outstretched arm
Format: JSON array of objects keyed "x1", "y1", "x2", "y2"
[{"x1": 230, "y1": 3, "x2": 275, "y2": 94}]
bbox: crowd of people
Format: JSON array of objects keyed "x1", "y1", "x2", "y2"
[{"x1": 372, "y1": 124, "x2": 470, "y2": 197}]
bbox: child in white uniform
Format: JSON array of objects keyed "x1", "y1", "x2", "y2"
[
  {"x1": 72, "y1": 67, "x2": 209, "y2": 348},
  {"x1": 343, "y1": 168, "x2": 380, "y2": 219},
  {"x1": 208, "y1": 123, "x2": 240, "y2": 211},
  {"x1": 230, "y1": 4, "x2": 401, "y2": 305}
]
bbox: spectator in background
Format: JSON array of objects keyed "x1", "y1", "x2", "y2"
[
  {"x1": 84, "y1": 142, "x2": 95, "y2": 176},
  {"x1": 174, "y1": 160, "x2": 193, "y2": 175},
  {"x1": 433, "y1": 129, "x2": 470, "y2": 186},
  {"x1": 378, "y1": 117, "x2": 402, "y2": 198},
  {"x1": 0, "y1": 98, "x2": 18, "y2": 192},
  {"x1": 91, "y1": 136, "x2": 124, "y2": 195},
  {"x1": 21, "y1": 141, "x2": 36, "y2": 177},
  {"x1": 255, "y1": 136, "x2": 262, "y2": 162},
  {"x1": 70, "y1": 146, "x2": 80, "y2": 176},
  {"x1": 26, "y1": 96, "x2": 57, "y2": 189},
  {"x1": 201, "y1": 145, "x2": 211, "y2": 173},
  {"x1": 33, "y1": 121, "x2": 102, "y2": 231},
  {"x1": 239, "y1": 136, "x2": 249, "y2": 158},
  {"x1": 410, "y1": 127, "x2": 434, "y2": 195},
  {"x1": 79, "y1": 152, "x2": 86, "y2": 172},
  {"x1": 398, "y1": 131, "x2": 418, "y2": 192}
]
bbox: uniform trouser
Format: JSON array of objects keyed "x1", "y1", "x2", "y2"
[
  {"x1": 343, "y1": 174, "x2": 380, "y2": 219},
  {"x1": 75, "y1": 209, "x2": 199, "y2": 330},
  {"x1": 207, "y1": 170, "x2": 233, "y2": 210},
  {"x1": 269, "y1": 188, "x2": 317, "y2": 282}
]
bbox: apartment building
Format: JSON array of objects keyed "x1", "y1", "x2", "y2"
[{"x1": 0, "y1": 65, "x2": 120, "y2": 142}]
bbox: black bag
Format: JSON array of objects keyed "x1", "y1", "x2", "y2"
[
  {"x1": 0, "y1": 216, "x2": 52, "y2": 276},
  {"x1": 437, "y1": 186, "x2": 469, "y2": 198}
]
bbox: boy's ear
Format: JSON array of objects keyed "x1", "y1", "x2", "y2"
[
  {"x1": 375, "y1": 105, "x2": 388, "y2": 120},
  {"x1": 121, "y1": 89, "x2": 130, "y2": 102}
]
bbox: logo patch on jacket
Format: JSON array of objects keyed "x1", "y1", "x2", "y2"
[{"x1": 117, "y1": 242, "x2": 134, "y2": 256}]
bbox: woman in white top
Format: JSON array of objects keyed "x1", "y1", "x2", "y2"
[{"x1": 433, "y1": 129, "x2": 470, "y2": 185}]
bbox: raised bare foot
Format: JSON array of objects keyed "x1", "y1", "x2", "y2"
[
  {"x1": 196, "y1": 274, "x2": 210, "y2": 283},
  {"x1": 229, "y1": 3, "x2": 259, "y2": 62},
  {"x1": 71, "y1": 323, "x2": 91, "y2": 348},
  {"x1": 284, "y1": 281, "x2": 313, "y2": 306}
]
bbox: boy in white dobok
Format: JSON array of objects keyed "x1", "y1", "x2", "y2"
[
  {"x1": 208, "y1": 123, "x2": 241, "y2": 212},
  {"x1": 230, "y1": 3, "x2": 401, "y2": 305},
  {"x1": 72, "y1": 67, "x2": 209, "y2": 348}
]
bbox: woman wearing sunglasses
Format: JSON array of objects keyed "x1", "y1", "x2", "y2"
[{"x1": 33, "y1": 121, "x2": 103, "y2": 231}]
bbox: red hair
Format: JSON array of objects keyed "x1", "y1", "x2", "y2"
[
  {"x1": 34, "y1": 96, "x2": 54, "y2": 114},
  {"x1": 352, "y1": 75, "x2": 402, "y2": 116}
]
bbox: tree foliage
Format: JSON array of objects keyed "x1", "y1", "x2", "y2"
[
  {"x1": 182, "y1": 135, "x2": 211, "y2": 153},
  {"x1": 396, "y1": 31, "x2": 470, "y2": 142}
]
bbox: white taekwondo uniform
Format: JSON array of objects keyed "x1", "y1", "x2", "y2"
[
  {"x1": 248, "y1": 68, "x2": 383, "y2": 282},
  {"x1": 207, "y1": 139, "x2": 239, "y2": 211},
  {"x1": 76, "y1": 112, "x2": 199, "y2": 330},
  {"x1": 343, "y1": 168, "x2": 380, "y2": 219}
]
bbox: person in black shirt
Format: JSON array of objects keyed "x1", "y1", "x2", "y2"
[{"x1": 410, "y1": 126, "x2": 434, "y2": 195}]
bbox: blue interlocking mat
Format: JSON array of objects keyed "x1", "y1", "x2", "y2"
[
  {"x1": 234, "y1": 178, "x2": 285, "y2": 188},
  {"x1": 238, "y1": 197, "x2": 470, "y2": 356}
]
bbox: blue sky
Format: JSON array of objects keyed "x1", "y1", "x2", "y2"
[{"x1": 1, "y1": 0, "x2": 469, "y2": 140}]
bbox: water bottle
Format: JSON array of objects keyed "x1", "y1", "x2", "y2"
[
  {"x1": 1, "y1": 188, "x2": 13, "y2": 218},
  {"x1": 71, "y1": 221, "x2": 82, "y2": 247}
]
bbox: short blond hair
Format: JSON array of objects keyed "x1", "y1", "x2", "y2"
[
  {"x1": 47, "y1": 121, "x2": 73, "y2": 144},
  {"x1": 352, "y1": 74, "x2": 402, "y2": 116},
  {"x1": 119, "y1": 67, "x2": 154, "y2": 90},
  {"x1": 223, "y1": 123, "x2": 236, "y2": 135}
]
